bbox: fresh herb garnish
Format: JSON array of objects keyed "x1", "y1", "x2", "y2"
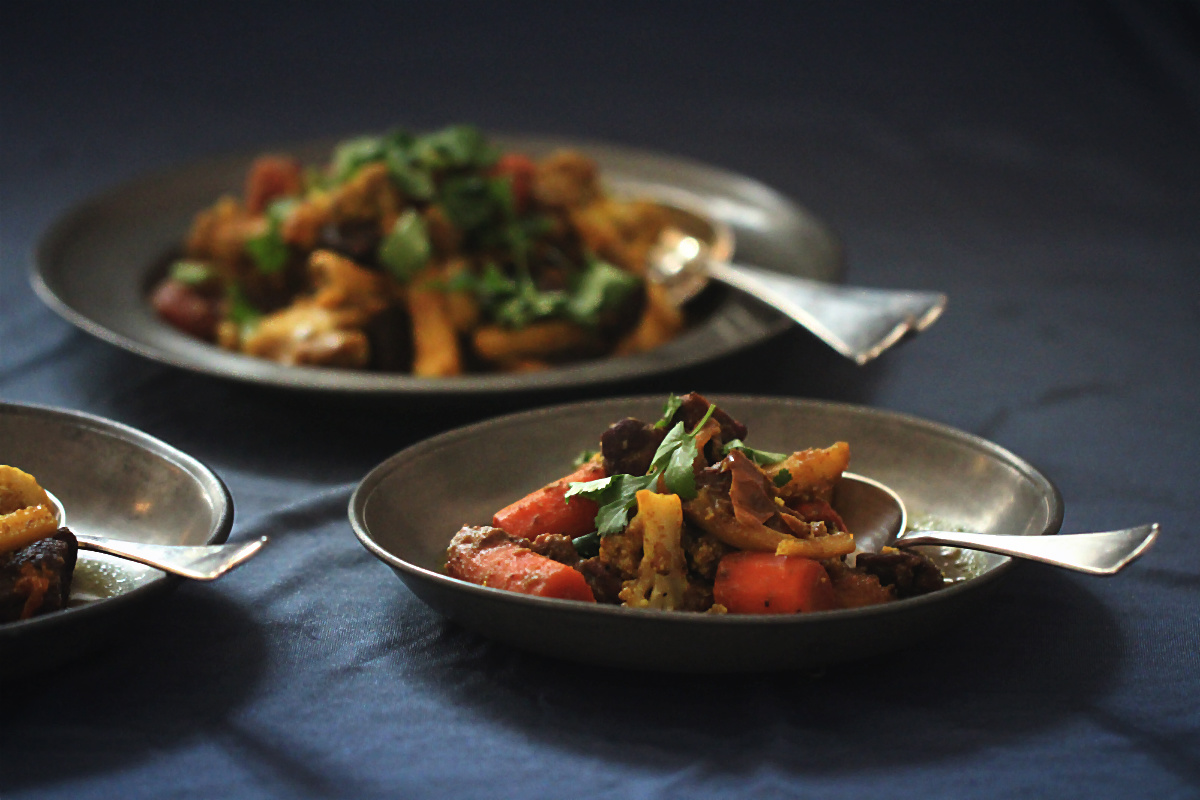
[
  {"x1": 378, "y1": 209, "x2": 431, "y2": 282},
  {"x1": 244, "y1": 197, "x2": 297, "y2": 274},
  {"x1": 565, "y1": 402, "x2": 717, "y2": 537},
  {"x1": 225, "y1": 284, "x2": 262, "y2": 334},
  {"x1": 565, "y1": 257, "x2": 640, "y2": 326},
  {"x1": 655, "y1": 394, "x2": 684, "y2": 429},
  {"x1": 330, "y1": 135, "x2": 388, "y2": 184},
  {"x1": 722, "y1": 439, "x2": 789, "y2": 466},
  {"x1": 169, "y1": 260, "x2": 214, "y2": 286},
  {"x1": 573, "y1": 449, "x2": 598, "y2": 468},
  {"x1": 773, "y1": 469, "x2": 793, "y2": 487}
]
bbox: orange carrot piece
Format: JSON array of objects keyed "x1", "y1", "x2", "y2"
[
  {"x1": 713, "y1": 552, "x2": 836, "y2": 614},
  {"x1": 492, "y1": 461, "x2": 605, "y2": 540},
  {"x1": 447, "y1": 535, "x2": 595, "y2": 602}
]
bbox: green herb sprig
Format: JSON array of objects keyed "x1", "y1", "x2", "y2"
[{"x1": 565, "y1": 402, "x2": 717, "y2": 538}]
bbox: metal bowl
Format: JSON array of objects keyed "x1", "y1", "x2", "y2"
[
  {"x1": 349, "y1": 395, "x2": 1062, "y2": 672},
  {"x1": 0, "y1": 402, "x2": 234, "y2": 676},
  {"x1": 32, "y1": 134, "x2": 841, "y2": 397}
]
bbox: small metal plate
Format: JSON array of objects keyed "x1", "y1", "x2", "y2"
[{"x1": 0, "y1": 402, "x2": 234, "y2": 676}]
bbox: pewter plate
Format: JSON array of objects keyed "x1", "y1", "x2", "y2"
[
  {"x1": 0, "y1": 402, "x2": 234, "y2": 676},
  {"x1": 31, "y1": 134, "x2": 842, "y2": 396},
  {"x1": 349, "y1": 395, "x2": 1063, "y2": 672}
]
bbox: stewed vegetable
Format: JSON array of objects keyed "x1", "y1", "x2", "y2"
[
  {"x1": 151, "y1": 125, "x2": 685, "y2": 376},
  {"x1": 445, "y1": 394, "x2": 946, "y2": 613}
]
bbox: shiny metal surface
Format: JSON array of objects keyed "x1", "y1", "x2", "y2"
[
  {"x1": 649, "y1": 226, "x2": 946, "y2": 364},
  {"x1": 74, "y1": 533, "x2": 265, "y2": 580},
  {"x1": 839, "y1": 474, "x2": 1158, "y2": 574},
  {"x1": 0, "y1": 401, "x2": 235, "y2": 676},
  {"x1": 32, "y1": 134, "x2": 842, "y2": 397},
  {"x1": 349, "y1": 395, "x2": 1064, "y2": 672},
  {"x1": 894, "y1": 525, "x2": 1159, "y2": 575}
]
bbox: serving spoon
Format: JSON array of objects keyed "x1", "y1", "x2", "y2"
[
  {"x1": 647, "y1": 205, "x2": 947, "y2": 365},
  {"x1": 833, "y1": 473, "x2": 1159, "y2": 575},
  {"x1": 48, "y1": 492, "x2": 264, "y2": 580}
]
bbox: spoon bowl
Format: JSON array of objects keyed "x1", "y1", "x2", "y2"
[
  {"x1": 47, "y1": 490, "x2": 263, "y2": 581},
  {"x1": 648, "y1": 204, "x2": 947, "y2": 364},
  {"x1": 836, "y1": 474, "x2": 1158, "y2": 575}
]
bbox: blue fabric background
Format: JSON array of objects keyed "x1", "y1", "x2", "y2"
[{"x1": 2, "y1": 2, "x2": 1198, "y2": 797}]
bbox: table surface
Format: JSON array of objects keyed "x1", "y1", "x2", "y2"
[{"x1": 2, "y1": 2, "x2": 1198, "y2": 798}]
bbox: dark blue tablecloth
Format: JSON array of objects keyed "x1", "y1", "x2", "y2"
[{"x1": 2, "y1": 2, "x2": 1198, "y2": 797}]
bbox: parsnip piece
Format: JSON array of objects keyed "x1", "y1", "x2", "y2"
[
  {"x1": 472, "y1": 321, "x2": 593, "y2": 363},
  {"x1": 408, "y1": 284, "x2": 462, "y2": 377},
  {"x1": 765, "y1": 442, "x2": 850, "y2": 502},
  {"x1": 775, "y1": 532, "x2": 856, "y2": 560},
  {"x1": 614, "y1": 282, "x2": 684, "y2": 356}
]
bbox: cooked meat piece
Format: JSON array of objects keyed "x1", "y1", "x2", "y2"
[
  {"x1": 669, "y1": 392, "x2": 748, "y2": 445},
  {"x1": 529, "y1": 533, "x2": 580, "y2": 567},
  {"x1": 577, "y1": 557, "x2": 623, "y2": 605},
  {"x1": 318, "y1": 219, "x2": 384, "y2": 266},
  {"x1": 824, "y1": 558, "x2": 895, "y2": 608},
  {"x1": 0, "y1": 528, "x2": 77, "y2": 622},
  {"x1": 600, "y1": 417, "x2": 666, "y2": 476},
  {"x1": 856, "y1": 550, "x2": 946, "y2": 598},
  {"x1": 532, "y1": 150, "x2": 601, "y2": 209},
  {"x1": 681, "y1": 526, "x2": 734, "y2": 582}
]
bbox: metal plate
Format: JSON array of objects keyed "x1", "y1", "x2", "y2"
[
  {"x1": 31, "y1": 134, "x2": 842, "y2": 396},
  {"x1": 0, "y1": 402, "x2": 234, "y2": 676},
  {"x1": 349, "y1": 395, "x2": 1063, "y2": 672}
]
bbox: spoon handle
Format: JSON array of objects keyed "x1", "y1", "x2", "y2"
[
  {"x1": 895, "y1": 524, "x2": 1159, "y2": 575},
  {"x1": 709, "y1": 261, "x2": 946, "y2": 364},
  {"x1": 75, "y1": 533, "x2": 267, "y2": 580}
]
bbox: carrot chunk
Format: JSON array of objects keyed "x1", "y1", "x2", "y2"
[
  {"x1": 446, "y1": 526, "x2": 595, "y2": 602},
  {"x1": 492, "y1": 461, "x2": 604, "y2": 540},
  {"x1": 713, "y1": 552, "x2": 836, "y2": 614}
]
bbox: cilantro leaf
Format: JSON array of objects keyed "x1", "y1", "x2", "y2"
[
  {"x1": 568, "y1": 399, "x2": 717, "y2": 536},
  {"x1": 773, "y1": 469, "x2": 793, "y2": 487},
  {"x1": 169, "y1": 260, "x2": 214, "y2": 286},
  {"x1": 566, "y1": 257, "x2": 640, "y2": 326},
  {"x1": 378, "y1": 209, "x2": 431, "y2": 282},
  {"x1": 722, "y1": 439, "x2": 789, "y2": 466},
  {"x1": 564, "y1": 473, "x2": 655, "y2": 537},
  {"x1": 411, "y1": 125, "x2": 498, "y2": 171},
  {"x1": 330, "y1": 135, "x2": 387, "y2": 184},
  {"x1": 655, "y1": 394, "x2": 684, "y2": 429},
  {"x1": 225, "y1": 283, "x2": 262, "y2": 335},
  {"x1": 244, "y1": 198, "x2": 298, "y2": 274}
]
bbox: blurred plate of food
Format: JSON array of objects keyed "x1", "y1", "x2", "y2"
[
  {"x1": 0, "y1": 401, "x2": 234, "y2": 677},
  {"x1": 349, "y1": 393, "x2": 1063, "y2": 672},
  {"x1": 32, "y1": 127, "x2": 842, "y2": 396}
]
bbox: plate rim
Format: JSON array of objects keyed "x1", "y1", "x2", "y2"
[
  {"x1": 30, "y1": 131, "x2": 845, "y2": 396},
  {"x1": 348, "y1": 393, "x2": 1065, "y2": 628},
  {"x1": 0, "y1": 400, "x2": 236, "y2": 635}
]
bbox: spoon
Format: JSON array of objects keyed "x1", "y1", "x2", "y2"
[
  {"x1": 833, "y1": 473, "x2": 1159, "y2": 575},
  {"x1": 73, "y1": 534, "x2": 267, "y2": 581},
  {"x1": 647, "y1": 206, "x2": 947, "y2": 365},
  {"x1": 48, "y1": 491, "x2": 264, "y2": 581}
]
